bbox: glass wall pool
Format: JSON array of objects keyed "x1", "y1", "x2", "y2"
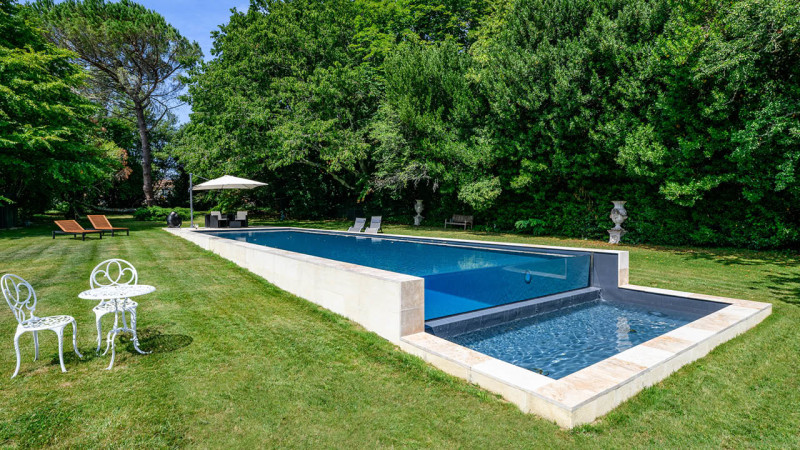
[{"x1": 205, "y1": 230, "x2": 591, "y2": 320}]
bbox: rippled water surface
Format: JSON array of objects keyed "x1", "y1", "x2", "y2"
[{"x1": 449, "y1": 299, "x2": 703, "y2": 379}]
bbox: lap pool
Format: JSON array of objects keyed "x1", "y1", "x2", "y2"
[
  {"x1": 205, "y1": 229, "x2": 714, "y2": 379},
  {"x1": 208, "y1": 229, "x2": 591, "y2": 320},
  {"x1": 170, "y1": 226, "x2": 771, "y2": 428}
]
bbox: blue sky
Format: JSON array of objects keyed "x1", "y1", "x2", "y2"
[{"x1": 132, "y1": 0, "x2": 250, "y2": 123}]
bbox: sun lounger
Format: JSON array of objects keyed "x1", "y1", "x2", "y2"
[
  {"x1": 364, "y1": 216, "x2": 382, "y2": 234},
  {"x1": 348, "y1": 217, "x2": 366, "y2": 232},
  {"x1": 87, "y1": 215, "x2": 130, "y2": 236},
  {"x1": 53, "y1": 220, "x2": 103, "y2": 240}
]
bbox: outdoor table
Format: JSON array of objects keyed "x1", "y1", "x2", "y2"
[{"x1": 78, "y1": 284, "x2": 155, "y2": 370}]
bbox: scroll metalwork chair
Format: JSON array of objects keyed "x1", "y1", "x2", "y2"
[
  {"x1": 90, "y1": 259, "x2": 145, "y2": 354},
  {"x1": 1, "y1": 274, "x2": 82, "y2": 378}
]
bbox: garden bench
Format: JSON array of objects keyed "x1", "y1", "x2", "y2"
[{"x1": 444, "y1": 214, "x2": 473, "y2": 230}]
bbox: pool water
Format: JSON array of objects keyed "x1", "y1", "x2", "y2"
[
  {"x1": 207, "y1": 230, "x2": 591, "y2": 319},
  {"x1": 448, "y1": 299, "x2": 702, "y2": 379}
]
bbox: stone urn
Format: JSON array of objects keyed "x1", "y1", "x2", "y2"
[
  {"x1": 413, "y1": 200, "x2": 424, "y2": 226},
  {"x1": 607, "y1": 201, "x2": 628, "y2": 244}
]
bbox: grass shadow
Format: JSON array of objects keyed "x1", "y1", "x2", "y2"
[
  {"x1": 765, "y1": 272, "x2": 800, "y2": 306},
  {"x1": 635, "y1": 245, "x2": 800, "y2": 268}
]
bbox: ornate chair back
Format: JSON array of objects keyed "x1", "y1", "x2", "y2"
[
  {"x1": 90, "y1": 259, "x2": 138, "y2": 289},
  {"x1": 1, "y1": 274, "x2": 37, "y2": 325}
]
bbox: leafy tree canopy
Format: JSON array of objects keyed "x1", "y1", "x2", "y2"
[
  {"x1": 172, "y1": 0, "x2": 489, "y2": 210},
  {"x1": 35, "y1": 0, "x2": 202, "y2": 205},
  {"x1": 0, "y1": 0, "x2": 119, "y2": 212},
  {"x1": 174, "y1": 0, "x2": 800, "y2": 248}
]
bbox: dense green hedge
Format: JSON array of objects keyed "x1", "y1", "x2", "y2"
[{"x1": 133, "y1": 206, "x2": 195, "y2": 222}]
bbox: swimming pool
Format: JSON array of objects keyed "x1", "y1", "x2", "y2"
[
  {"x1": 169, "y1": 226, "x2": 771, "y2": 428},
  {"x1": 207, "y1": 230, "x2": 591, "y2": 320}
]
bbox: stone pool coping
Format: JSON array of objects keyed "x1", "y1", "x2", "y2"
[
  {"x1": 166, "y1": 226, "x2": 771, "y2": 428},
  {"x1": 399, "y1": 288, "x2": 770, "y2": 428}
]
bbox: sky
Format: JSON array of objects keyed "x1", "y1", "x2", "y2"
[{"x1": 131, "y1": 0, "x2": 251, "y2": 123}]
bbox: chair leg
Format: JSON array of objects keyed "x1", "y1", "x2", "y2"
[
  {"x1": 103, "y1": 329, "x2": 114, "y2": 356},
  {"x1": 129, "y1": 309, "x2": 149, "y2": 355},
  {"x1": 106, "y1": 329, "x2": 118, "y2": 370},
  {"x1": 55, "y1": 327, "x2": 66, "y2": 372},
  {"x1": 33, "y1": 330, "x2": 39, "y2": 361},
  {"x1": 95, "y1": 312, "x2": 104, "y2": 352},
  {"x1": 12, "y1": 329, "x2": 23, "y2": 378},
  {"x1": 71, "y1": 321, "x2": 83, "y2": 359}
]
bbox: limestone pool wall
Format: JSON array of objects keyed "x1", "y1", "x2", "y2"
[{"x1": 165, "y1": 227, "x2": 424, "y2": 342}]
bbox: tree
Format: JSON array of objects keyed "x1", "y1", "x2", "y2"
[
  {"x1": 0, "y1": 0, "x2": 119, "y2": 213},
  {"x1": 173, "y1": 0, "x2": 489, "y2": 213},
  {"x1": 371, "y1": 39, "x2": 497, "y2": 210},
  {"x1": 36, "y1": 0, "x2": 202, "y2": 206},
  {"x1": 473, "y1": 0, "x2": 800, "y2": 247}
]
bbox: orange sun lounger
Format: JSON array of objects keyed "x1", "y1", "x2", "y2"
[
  {"x1": 53, "y1": 220, "x2": 103, "y2": 240},
  {"x1": 87, "y1": 215, "x2": 130, "y2": 236}
]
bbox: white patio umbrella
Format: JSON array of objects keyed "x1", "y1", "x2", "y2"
[{"x1": 189, "y1": 174, "x2": 267, "y2": 227}]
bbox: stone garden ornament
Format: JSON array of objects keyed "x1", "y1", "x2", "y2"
[
  {"x1": 608, "y1": 201, "x2": 628, "y2": 244},
  {"x1": 413, "y1": 200, "x2": 424, "y2": 226}
]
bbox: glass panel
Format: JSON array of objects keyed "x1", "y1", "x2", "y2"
[{"x1": 423, "y1": 254, "x2": 590, "y2": 319}]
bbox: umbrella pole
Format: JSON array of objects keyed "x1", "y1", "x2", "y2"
[{"x1": 189, "y1": 173, "x2": 194, "y2": 228}]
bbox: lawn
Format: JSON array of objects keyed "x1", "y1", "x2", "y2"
[{"x1": 0, "y1": 217, "x2": 797, "y2": 448}]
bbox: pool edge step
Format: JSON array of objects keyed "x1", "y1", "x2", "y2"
[{"x1": 425, "y1": 287, "x2": 601, "y2": 338}]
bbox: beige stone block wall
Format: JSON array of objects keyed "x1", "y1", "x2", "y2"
[{"x1": 166, "y1": 228, "x2": 424, "y2": 343}]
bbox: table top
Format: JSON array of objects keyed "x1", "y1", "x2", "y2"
[{"x1": 78, "y1": 284, "x2": 156, "y2": 300}]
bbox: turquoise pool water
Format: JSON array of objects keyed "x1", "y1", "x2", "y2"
[
  {"x1": 449, "y1": 299, "x2": 702, "y2": 379},
  {"x1": 205, "y1": 230, "x2": 591, "y2": 319}
]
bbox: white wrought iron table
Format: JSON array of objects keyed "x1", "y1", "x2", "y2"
[{"x1": 78, "y1": 284, "x2": 155, "y2": 370}]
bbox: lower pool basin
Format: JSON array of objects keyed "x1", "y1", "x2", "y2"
[{"x1": 447, "y1": 298, "x2": 702, "y2": 379}]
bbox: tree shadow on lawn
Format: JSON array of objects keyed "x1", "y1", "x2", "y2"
[
  {"x1": 764, "y1": 272, "x2": 800, "y2": 306},
  {"x1": 642, "y1": 245, "x2": 800, "y2": 267}
]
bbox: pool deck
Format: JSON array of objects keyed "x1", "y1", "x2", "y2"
[{"x1": 166, "y1": 226, "x2": 771, "y2": 428}]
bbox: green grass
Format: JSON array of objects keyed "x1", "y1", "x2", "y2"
[{"x1": 0, "y1": 217, "x2": 798, "y2": 448}]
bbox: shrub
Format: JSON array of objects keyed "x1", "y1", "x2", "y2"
[{"x1": 133, "y1": 206, "x2": 195, "y2": 222}]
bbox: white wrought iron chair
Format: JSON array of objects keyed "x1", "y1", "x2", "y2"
[
  {"x1": 1, "y1": 274, "x2": 83, "y2": 378},
  {"x1": 90, "y1": 259, "x2": 143, "y2": 353}
]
